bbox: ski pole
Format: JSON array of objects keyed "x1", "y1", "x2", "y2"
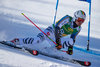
[{"x1": 21, "y1": 13, "x2": 57, "y2": 46}]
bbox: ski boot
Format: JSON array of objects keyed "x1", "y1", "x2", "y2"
[{"x1": 9, "y1": 38, "x2": 23, "y2": 48}]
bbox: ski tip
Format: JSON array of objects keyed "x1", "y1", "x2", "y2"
[
  {"x1": 32, "y1": 50, "x2": 39, "y2": 56},
  {"x1": 84, "y1": 61, "x2": 91, "y2": 66},
  {"x1": 0, "y1": 41, "x2": 6, "y2": 44},
  {"x1": 28, "y1": 49, "x2": 39, "y2": 56}
]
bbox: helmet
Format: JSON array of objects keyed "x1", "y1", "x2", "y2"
[{"x1": 73, "y1": 10, "x2": 86, "y2": 22}]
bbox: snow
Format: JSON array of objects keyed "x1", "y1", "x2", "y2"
[
  {"x1": 0, "y1": 0, "x2": 100, "y2": 67},
  {"x1": 0, "y1": 45, "x2": 75, "y2": 67}
]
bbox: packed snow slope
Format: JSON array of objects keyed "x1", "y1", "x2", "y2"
[{"x1": 0, "y1": 0, "x2": 100, "y2": 67}]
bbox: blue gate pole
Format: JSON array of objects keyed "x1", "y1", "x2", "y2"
[
  {"x1": 53, "y1": 0, "x2": 59, "y2": 25},
  {"x1": 87, "y1": 1, "x2": 91, "y2": 50}
]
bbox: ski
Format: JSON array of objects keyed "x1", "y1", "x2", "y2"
[
  {"x1": 37, "y1": 51, "x2": 91, "y2": 66},
  {"x1": 0, "y1": 41, "x2": 39, "y2": 55},
  {"x1": 0, "y1": 41, "x2": 91, "y2": 66}
]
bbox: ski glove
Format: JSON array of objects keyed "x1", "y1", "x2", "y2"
[{"x1": 66, "y1": 45, "x2": 73, "y2": 55}]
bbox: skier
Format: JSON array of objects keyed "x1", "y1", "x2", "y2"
[{"x1": 9, "y1": 10, "x2": 86, "y2": 55}]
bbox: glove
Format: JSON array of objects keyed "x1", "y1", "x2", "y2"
[
  {"x1": 56, "y1": 44, "x2": 62, "y2": 50},
  {"x1": 66, "y1": 45, "x2": 73, "y2": 55}
]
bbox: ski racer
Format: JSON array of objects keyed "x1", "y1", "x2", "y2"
[{"x1": 9, "y1": 10, "x2": 86, "y2": 55}]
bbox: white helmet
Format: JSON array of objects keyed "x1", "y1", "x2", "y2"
[{"x1": 73, "y1": 10, "x2": 86, "y2": 21}]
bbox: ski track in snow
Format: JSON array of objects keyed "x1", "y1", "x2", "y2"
[{"x1": 0, "y1": 0, "x2": 100, "y2": 67}]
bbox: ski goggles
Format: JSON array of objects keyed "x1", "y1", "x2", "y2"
[{"x1": 77, "y1": 18, "x2": 84, "y2": 23}]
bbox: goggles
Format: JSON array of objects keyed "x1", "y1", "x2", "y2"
[{"x1": 77, "y1": 18, "x2": 84, "y2": 23}]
